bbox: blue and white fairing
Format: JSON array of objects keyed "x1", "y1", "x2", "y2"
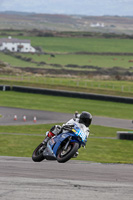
[
  {"x1": 43, "y1": 123, "x2": 87, "y2": 160},
  {"x1": 71, "y1": 123, "x2": 88, "y2": 142}
]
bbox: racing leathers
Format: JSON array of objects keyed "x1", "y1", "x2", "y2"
[
  {"x1": 43, "y1": 112, "x2": 90, "y2": 153},
  {"x1": 64, "y1": 118, "x2": 90, "y2": 139}
]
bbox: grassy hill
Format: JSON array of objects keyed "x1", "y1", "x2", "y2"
[{"x1": 1, "y1": 12, "x2": 133, "y2": 35}]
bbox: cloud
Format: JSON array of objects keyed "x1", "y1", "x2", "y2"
[{"x1": 0, "y1": 0, "x2": 133, "y2": 16}]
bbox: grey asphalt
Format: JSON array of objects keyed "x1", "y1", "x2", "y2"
[
  {"x1": 0, "y1": 106, "x2": 72, "y2": 126},
  {"x1": 0, "y1": 106, "x2": 133, "y2": 200},
  {"x1": 0, "y1": 106, "x2": 133, "y2": 130},
  {"x1": 0, "y1": 156, "x2": 133, "y2": 200}
]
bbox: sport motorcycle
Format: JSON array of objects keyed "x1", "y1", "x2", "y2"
[{"x1": 32, "y1": 123, "x2": 87, "y2": 163}]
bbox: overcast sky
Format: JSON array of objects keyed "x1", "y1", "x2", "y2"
[{"x1": 0, "y1": 0, "x2": 133, "y2": 16}]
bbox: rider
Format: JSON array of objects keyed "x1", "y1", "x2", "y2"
[{"x1": 43, "y1": 111, "x2": 92, "y2": 157}]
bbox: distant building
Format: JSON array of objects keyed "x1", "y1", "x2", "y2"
[
  {"x1": 0, "y1": 36, "x2": 36, "y2": 53},
  {"x1": 90, "y1": 23, "x2": 105, "y2": 28}
]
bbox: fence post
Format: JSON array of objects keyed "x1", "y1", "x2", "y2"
[{"x1": 3, "y1": 85, "x2": 5, "y2": 91}]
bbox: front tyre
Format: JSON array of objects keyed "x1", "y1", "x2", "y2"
[
  {"x1": 32, "y1": 143, "x2": 45, "y2": 162},
  {"x1": 57, "y1": 142, "x2": 79, "y2": 163}
]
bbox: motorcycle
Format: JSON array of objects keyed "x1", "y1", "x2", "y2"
[{"x1": 32, "y1": 123, "x2": 87, "y2": 163}]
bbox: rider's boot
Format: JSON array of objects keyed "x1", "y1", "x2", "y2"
[
  {"x1": 43, "y1": 136, "x2": 50, "y2": 147},
  {"x1": 42, "y1": 130, "x2": 55, "y2": 147},
  {"x1": 73, "y1": 151, "x2": 79, "y2": 158}
]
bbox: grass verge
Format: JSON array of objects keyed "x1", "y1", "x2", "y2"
[
  {"x1": 0, "y1": 124, "x2": 133, "y2": 163},
  {"x1": 1, "y1": 91, "x2": 133, "y2": 119}
]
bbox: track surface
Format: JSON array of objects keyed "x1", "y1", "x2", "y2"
[
  {"x1": 0, "y1": 106, "x2": 133, "y2": 129},
  {"x1": 0, "y1": 156, "x2": 133, "y2": 200},
  {"x1": 0, "y1": 106, "x2": 133, "y2": 200}
]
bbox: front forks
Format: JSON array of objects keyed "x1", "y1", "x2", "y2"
[{"x1": 63, "y1": 136, "x2": 72, "y2": 151}]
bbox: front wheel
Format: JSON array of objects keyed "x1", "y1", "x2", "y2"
[
  {"x1": 57, "y1": 142, "x2": 79, "y2": 163},
  {"x1": 32, "y1": 143, "x2": 45, "y2": 162}
]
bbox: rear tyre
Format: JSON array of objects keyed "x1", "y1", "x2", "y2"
[
  {"x1": 32, "y1": 143, "x2": 45, "y2": 162},
  {"x1": 57, "y1": 142, "x2": 79, "y2": 163}
]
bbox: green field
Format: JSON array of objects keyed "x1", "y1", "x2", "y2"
[
  {"x1": 1, "y1": 36, "x2": 133, "y2": 69},
  {"x1": 1, "y1": 51, "x2": 133, "y2": 69},
  {"x1": 3, "y1": 36, "x2": 133, "y2": 53},
  {"x1": 9, "y1": 53, "x2": 133, "y2": 69},
  {"x1": 0, "y1": 52, "x2": 38, "y2": 67}
]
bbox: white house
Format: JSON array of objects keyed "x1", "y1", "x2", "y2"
[
  {"x1": 0, "y1": 37, "x2": 36, "y2": 53},
  {"x1": 90, "y1": 23, "x2": 105, "y2": 28}
]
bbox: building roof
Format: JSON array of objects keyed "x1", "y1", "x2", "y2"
[{"x1": 0, "y1": 37, "x2": 31, "y2": 45}]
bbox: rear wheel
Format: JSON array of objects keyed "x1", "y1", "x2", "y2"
[
  {"x1": 57, "y1": 142, "x2": 79, "y2": 163},
  {"x1": 32, "y1": 143, "x2": 45, "y2": 162}
]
